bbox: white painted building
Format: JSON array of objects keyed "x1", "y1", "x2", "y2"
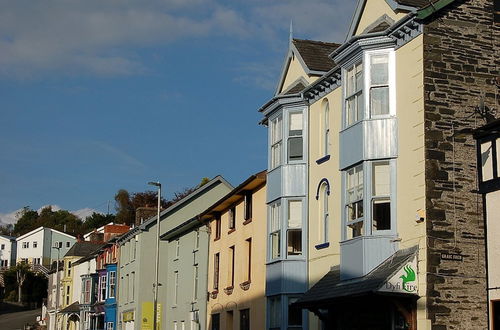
[
  {"x1": 16, "y1": 227, "x2": 76, "y2": 267},
  {"x1": 0, "y1": 234, "x2": 16, "y2": 268}
]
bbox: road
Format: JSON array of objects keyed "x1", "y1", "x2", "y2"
[{"x1": 0, "y1": 308, "x2": 40, "y2": 330}]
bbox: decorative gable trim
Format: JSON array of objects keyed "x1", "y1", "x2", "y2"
[
  {"x1": 346, "y1": 0, "x2": 417, "y2": 40},
  {"x1": 361, "y1": 14, "x2": 395, "y2": 34}
]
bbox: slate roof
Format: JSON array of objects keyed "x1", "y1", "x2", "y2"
[
  {"x1": 292, "y1": 39, "x2": 340, "y2": 72},
  {"x1": 366, "y1": 21, "x2": 391, "y2": 33},
  {"x1": 395, "y1": 0, "x2": 440, "y2": 8},
  {"x1": 284, "y1": 81, "x2": 307, "y2": 95},
  {"x1": 64, "y1": 241, "x2": 104, "y2": 258},
  {"x1": 295, "y1": 246, "x2": 418, "y2": 307}
]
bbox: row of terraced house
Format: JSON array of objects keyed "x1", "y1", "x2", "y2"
[{"x1": 44, "y1": 0, "x2": 499, "y2": 329}]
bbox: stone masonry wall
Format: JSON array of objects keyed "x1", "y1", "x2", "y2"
[{"x1": 423, "y1": 0, "x2": 499, "y2": 329}]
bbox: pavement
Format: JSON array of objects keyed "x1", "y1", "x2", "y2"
[{"x1": 0, "y1": 308, "x2": 41, "y2": 330}]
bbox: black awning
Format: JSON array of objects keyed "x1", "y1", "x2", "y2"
[{"x1": 295, "y1": 246, "x2": 419, "y2": 308}]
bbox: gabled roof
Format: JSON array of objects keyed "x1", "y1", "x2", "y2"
[
  {"x1": 16, "y1": 226, "x2": 75, "y2": 241},
  {"x1": 292, "y1": 39, "x2": 339, "y2": 73},
  {"x1": 117, "y1": 175, "x2": 233, "y2": 244},
  {"x1": 199, "y1": 170, "x2": 266, "y2": 222},
  {"x1": 64, "y1": 241, "x2": 104, "y2": 258},
  {"x1": 0, "y1": 234, "x2": 16, "y2": 241},
  {"x1": 275, "y1": 38, "x2": 340, "y2": 96}
]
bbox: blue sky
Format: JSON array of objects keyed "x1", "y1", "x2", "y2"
[{"x1": 0, "y1": 0, "x2": 356, "y2": 221}]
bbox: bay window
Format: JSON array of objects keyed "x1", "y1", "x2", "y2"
[
  {"x1": 270, "y1": 202, "x2": 281, "y2": 259},
  {"x1": 109, "y1": 271, "x2": 116, "y2": 298},
  {"x1": 346, "y1": 165, "x2": 364, "y2": 239},
  {"x1": 369, "y1": 53, "x2": 389, "y2": 117},
  {"x1": 288, "y1": 112, "x2": 303, "y2": 162},
  {"x1": 287, "y1": 200, "x2": 302, "y2": 256},
  {"x1": 372, "y1": 162, "x2": 391, "y2": 231},
  {"x1": 270, "y1": 116, "x2": 283, "y2": 169},
  {"x1": 345, "y1": 62, "x2": 363, "y2": 126}
]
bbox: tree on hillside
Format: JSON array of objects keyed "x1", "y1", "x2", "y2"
[
  {"x1": 14, "y1": 207, "x2": 38, "y2": 236},
  {"x1": 114, "y1": 178, "x2": 209, "y2": 224},
  {"x1": 83, "y1": 212, "x2": 116, "y2": 231},
  {"x1": 37, "y1": 206, "x2": 83, "y2": 234},
  {"x1": 0, "y1": 224, "x2": 14, "y2": 236},
  {"x1": 114, "y1": 189, "x2": 135, "y2": 225}
]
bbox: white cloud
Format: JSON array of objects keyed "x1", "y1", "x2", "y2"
[{"x1": 0, "y1": 0, "x2": 355, "y2": 79}]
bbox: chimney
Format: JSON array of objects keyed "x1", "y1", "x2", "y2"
[{"x1": 135, "y1": 207, "x2": 157, "y2": 227}]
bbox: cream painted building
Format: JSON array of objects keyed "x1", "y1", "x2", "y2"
[
  {"x1": 259, "y1": 0, "x2": 494, "y2": 329},
  {"x1": 203, "y1": 171, "x2": 266, "y2": 330}
]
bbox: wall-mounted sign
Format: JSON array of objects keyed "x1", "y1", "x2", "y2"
[
  {"x1": 379, "y1": 255, "x2": 418, "y2": 294},
  {"x1": 440, "y1": 253, "x2": 463, "y2": 261},
  {"x1": 141, "y1": 302, "x2": 161, "y2": 330},
  {"x1": 122, "y1": 311, "x2": 134, "y2": 322}
]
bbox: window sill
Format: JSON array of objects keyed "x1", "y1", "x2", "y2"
[
  {"x1": 315, "y1": 242, "x2": 330, "y2": 250},
  {"x1": 227, "y1": 229, "x2": 236, "y2": 235},
  {"x1": 316, "y1": 155, "x2": 330, "y2": 164},
  {"x1": 214, "y1": 237, "x2": 220, "y2": 242},
  {"x1": 173, "y1": 257, "x2": 179, "y2": 261},
  {"x1": 242, "y1": 219, "x2": 252, "y2": 225}
]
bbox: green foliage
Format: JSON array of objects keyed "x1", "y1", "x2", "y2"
[
  {"x1": 0, "y1": 224, "x2": 14, "y2": 236},
  {"x1": 13, "y1": 206, "x2": 83, "y2": 236},
  {"x1": 83, "y1": 212, "x2": 116, "y2": 231}
]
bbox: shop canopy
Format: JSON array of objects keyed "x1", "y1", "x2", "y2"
[{"x1": 294, "y1": 246, "x2": 419, "y2": 309}]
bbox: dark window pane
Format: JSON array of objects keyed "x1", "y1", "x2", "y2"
[
  {"x1": 287, "y1": 230, "x2": 302, "y2": 256},
  {"x1": 288, "y1": 137, "x2": 303, "y2": 161},
  {"x1": 240, "y1": 309, "x2": 250, "y2": 330},
  {"x1": 373, "y1": 200, "x2": 391, "y2": 230},
  {"x1": 211, "y1": 314, "x2": 220, "y2": 330},
  {"x1": 288, "y1": 298, "x2": 302, "y2": 326}
]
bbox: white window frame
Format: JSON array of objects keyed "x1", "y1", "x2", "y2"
[
  {"x1": 366, "y1": 49, "x2": 396, "y2": 119},
  {"x1": 175, "y1": 239, "x2": 180, "y2": 259},
  {"x1": 270, "y1": 115, "x2": 283, "y2": 169},
  {"x1": 345, "y1": 164, "x2": 364, "y2": 239},
  {"x1": 174, "y1": 271, "x2": 179, "y2": 305},
  {"x1": 371, "y1": 161, "x2": 393, "y2": 234},
  {"x1": 286, "y1": 200, "x2": 302, "y2": 257},
  {"x1": 287, "y1": 111, "x2": 304, "y2": 163},
  {"x1": 108, "y1": 271, "x2": 116, "y2": 298},
  {"x1": 193, "y1": 264, "x2": 199, "y2": 301},
  {"x1": 319, "y1": 182, "x2": 329, "y2": 243},
  {"x1": 33, "y1": 241, "x2": 38, "y2": 248},
  {"x1": 322, "y1": 99, "x2": 330, "y2": 156},
  {"x1": 344, "y1": 61, "x2": 364, "y2": 127},
  {"x1": 269, "y1": 202, "x2": 281, "y2": 260}
]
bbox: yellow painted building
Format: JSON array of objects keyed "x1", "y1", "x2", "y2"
[{"x1": 202, "y1": 171, "x2": 266, "y2": 330}]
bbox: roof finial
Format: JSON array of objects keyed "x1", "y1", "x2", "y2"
[{"x1": 289, "y1": 20, "x2": 293, "y2": 43}]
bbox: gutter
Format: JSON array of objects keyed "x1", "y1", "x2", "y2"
[{"x1": 417, "y1": 0, "x2": 456, "y2": 19}]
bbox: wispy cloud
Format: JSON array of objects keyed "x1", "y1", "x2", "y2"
[
  {"x1": 0, "y1": 0, "x2": 355, "y2": 79},
  {"x1": 90, "y1": 140, "x2": 147, "y2": 171}
]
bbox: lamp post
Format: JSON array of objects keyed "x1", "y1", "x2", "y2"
[
  {"x1": 148, "y1": 181, "x2": 161, "y2": 330},
  {"x1": 52, "y1": 242, "x2": 62, "y2": 330}
]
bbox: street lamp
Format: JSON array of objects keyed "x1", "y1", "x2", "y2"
[
  {"x1": 148, "y1": 181, "x2": 161, "y2": 330},
  {"x1": 52, "y1": 242, "x2": 62, "y2": 330}
]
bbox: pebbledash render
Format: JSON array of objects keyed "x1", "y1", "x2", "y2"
[{"x1": 259, "y1": 0, "x2": 497, "y2": 329}]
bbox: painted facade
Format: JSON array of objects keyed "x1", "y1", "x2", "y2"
[
  {"x1": 203, "y1": 171, "x2": 267, "y2": 330},
  {"x1": 116, "y1": 176, "x2": 232, "y2": 330},
  {"x1": 16, "y1": 227, "x2": 76, "y2": 267},
  {"x1": 260, "y1": 0, "x2": 495, "y2": 329},
  {"x1": 0, "y1": 234, "x2": 16, "y2": 268}
]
